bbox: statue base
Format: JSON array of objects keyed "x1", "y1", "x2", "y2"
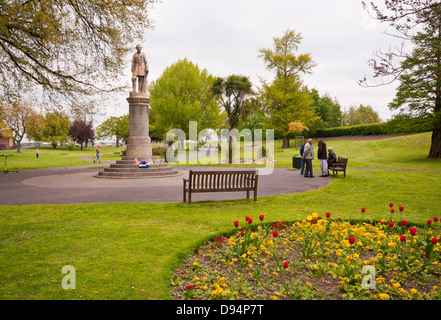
[
  {"x1": 125, "y1": 136, "x2": 152, "y2": 158},
  {"x1": 94, "y1": 91, "x2": 179, "y2": 179}
]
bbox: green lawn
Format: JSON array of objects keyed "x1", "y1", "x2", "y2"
[{"x1": 0, "y1": 133, "x2": 440, "y2": 299}]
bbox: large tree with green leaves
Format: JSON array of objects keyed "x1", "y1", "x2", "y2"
[
  {"x1": 361, "y1": 0, "x2": 441, "y2": 158},
  {"x1": 307, "y1": 88, "x2": 343, "y2": 128},
  {"x1": 96, "y1": 115, "x2": 129, "y2": 147},
  {"x1": 149, "y1": 59, "x2": 224, "y2": 140},
  {"x1": 42, "y1": 111, "x2": 71, "y2": 148},
  {"x1": 258, "y1": 29, "x2": 318, "y2": 149},
  {"x1": 0, "y1": 0, "x2": 159, "y2": 103}
]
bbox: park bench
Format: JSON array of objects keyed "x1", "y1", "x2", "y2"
[
  {"x1": 183, "y1": 170, "x2": 259, "y2": 204},
  {"x1": 330, "y1": 156, "x2": 348, "y2": 177}
]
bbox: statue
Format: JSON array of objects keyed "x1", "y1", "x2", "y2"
[{"x1": 131, "y1": 44, "x2": 149, "y2": 94}]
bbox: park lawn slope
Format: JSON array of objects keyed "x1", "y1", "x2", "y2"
[{"x1": 0, "y1": 169, "x2": 440, "y2": 299}]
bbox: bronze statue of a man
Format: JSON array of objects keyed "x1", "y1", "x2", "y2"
[{"x1": 131, "y1": 44, "x2": 149, "y2": 93}]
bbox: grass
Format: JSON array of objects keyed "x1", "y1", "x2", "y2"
[
  {"x1": 170, "y1": 132, "x2": 441, "y2": 170},
  {"x1": 0, "y1": 146, "x2": 126, "y2": 171},
  {"x1": 0, "y1": 133, "x2": 440, "y2": 300}
]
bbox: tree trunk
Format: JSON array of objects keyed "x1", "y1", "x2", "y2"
[
  {"x1": 428, "y1": 114, "x2": 441, "y2": 158},
  {"x1": 282, "y1": 135, "x2": 290, "y2": 149}
]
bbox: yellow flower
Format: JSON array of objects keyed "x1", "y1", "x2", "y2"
[
  {"x1": 410, "y1": 288, "x2": 418, "y2": 295},
  {"x1": 376, "y1": 277, "x2": 385, "y2": 285},
  {"x1": 378, "y1": 293, "x2": 390, "y2": 300},
  {"x1": 398, "y1": 289, "x2": 408, "y2": 295},
  {"x1": 387, "y1": 241, "x2": 396, "y2": 248}
]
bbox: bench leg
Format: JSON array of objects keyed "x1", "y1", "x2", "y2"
[
  {"x1": 183, "y1": 189, "x2": 186, "y2": 203},
  {"x1": 188, "y1": 192, "x2": 192, "y2": 205},
  {"x1": 246, "y1": 190, "x2": 250, "y2": 199}
]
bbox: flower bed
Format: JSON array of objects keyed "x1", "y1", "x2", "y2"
[{"x1": 171, "y1": 206, "x2": 441, "y2": 300}]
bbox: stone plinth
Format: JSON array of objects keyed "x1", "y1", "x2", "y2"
[
  {"x1": 94, "y1": 92, "x2": 179, "y2": 179},
  {"x1": 125, "y1": 93, "x2": 152, "y2": 158}
]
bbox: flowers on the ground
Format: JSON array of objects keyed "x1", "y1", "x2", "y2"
[{"x1": 172, "y1": 205, "x2": 441, "y2": 300}]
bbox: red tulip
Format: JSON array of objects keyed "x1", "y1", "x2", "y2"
[
  {"x1": 272, "y1": 230, "x2": 278, "y2": 237},
  {"x1": 410, "y1": 227, "x2": 417, "y2": 236},
  {"x1": 361, "y1": 208, "x2": 366, "y2": 213},
  {"x1": 326, "y1": 212, "x2": 331, "y2": 218},
  {"x1": 391, "y1": 208, "x2": 395, "y2": 213},
  {"x1": 401, "y1": 220, "x2": 407, "y2": 226},
  {"x1": 428, "y1": 219, "x2": 432, "y2": 225},
  {"x1": 432, "y1": 238, "x2": 438, "y2": 245},
  {"x1": 283, "y1": 262, "x2": 289, "y2": 269},
  {"x1": 389, "y1": 203, "x2": 394, "y2": 207},
  {"x1": 399, "y1": 206, "x2": 404, "y2": 212},
  {"x1": 389, "y1": 221, "x2": 395, "y2": 228},
  {"x1": 400, "y1": 235, "x2": 406, "y2": 242},
  {"x1": 248, "y1": 218, "x2": 253, "y2": 224},
  {"x1": 349, "y1": 236, "x2": 355, "y2": 244},
  {"x1": 245, "y1": 216, "x2": 250, "y2": 222},
  {"x1": 234, "y1": 221, "x2": 239, "y2": 228},
  {"x1": 259, "y1": 215, "x2": 264, "y2": 221},
  {"x1": 434, "y1": 217, "x2": 439, "y2": 223}
]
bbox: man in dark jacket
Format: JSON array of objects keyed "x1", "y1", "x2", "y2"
[{"x1": 317, "y1": 138, "x2": 328, "y2": 177}]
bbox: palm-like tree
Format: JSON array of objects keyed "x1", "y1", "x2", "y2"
[{"x1": 210, "y1": 75, "x2": 254, "y2": 163}]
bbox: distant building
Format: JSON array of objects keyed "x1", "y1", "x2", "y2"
[{"x1": 0, "y1": 129, "x2": 16, "y2": 150}]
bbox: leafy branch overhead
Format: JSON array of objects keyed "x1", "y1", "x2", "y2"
[{"x1": 0, "y1": 0, "x2": 160, "y2": 101}]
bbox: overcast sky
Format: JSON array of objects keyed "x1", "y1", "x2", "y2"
[{"x1": 108, "y1": 0, "x2": 405, "y2": 123}]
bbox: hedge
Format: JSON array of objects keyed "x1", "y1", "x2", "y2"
[{"x1": 314, "y1": 115, "x2": 434, "y2": 138}]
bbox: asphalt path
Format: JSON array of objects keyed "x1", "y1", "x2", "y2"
[{"x1": 0, "y1": 164, "x2": 331, "y2": 206}]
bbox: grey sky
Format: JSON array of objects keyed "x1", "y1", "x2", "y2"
[{"x1": 109, "y1": 0, "x2": 404, "y2": 122}]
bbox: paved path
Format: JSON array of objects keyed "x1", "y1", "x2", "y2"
[{"x1": 0, "y1": 164, "x2": 331, "y2": 206}]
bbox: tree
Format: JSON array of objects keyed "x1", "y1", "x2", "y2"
[
  {"x1": 0, "y1": 99, "x2": 38, "y2": 152},
  {"x1": 26, "y1": 113, "x2": 45, "y2": 143},
  {"x1": 42, "y1": 111, "x2": 71, "y2": 148},
  {"x1": 342, "y1": 104, "x2": 382, "y2": 126},
  {"x1": 211, "y1": 75, "x2": 255, "y2": 130},
  {"x1": 96, "y1": 115, "x2": 130, "y2": 147},
  {"x1": 360, "y1": 1, "x2": 441, "y2": 158},
  {"x1": 0, "y1": 0, "x2": 160, "y2": 102},
  {"x1": 258, "y1": 30, "x2": 317, "y2": 149},
  {"x1": 68, "y1": 119, "x2": 95, "y2": 150},
  {"x1": 210, "y1": 75, "x2": 254, "y2": 163},
  {"x1": 307, "y1": 88, "x2": 343, "y2": 128},
  {"x1": 149, "y1": 59, "x2": 224, "y2": 139}
]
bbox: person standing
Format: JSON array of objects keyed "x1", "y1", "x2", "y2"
[
  {"x1": 35, "y1": 148, "x2": 39, "y2": 159},
  {"x1": 303, "y1": 139, "x2": 314, "y2": 178},
  {"x1": 317, "y1": 138, "x2": 328, "y2": 177},
  {"x1": 299, "y1": 141, "x2": 306, "y2": 175},
  {"x1": 93, "y1": 144, "x2": 101, "y2": 164}
]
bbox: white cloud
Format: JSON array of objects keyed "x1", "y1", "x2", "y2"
[{"x1": 107, "y1": 0, "x2": 406, "y2": 123}]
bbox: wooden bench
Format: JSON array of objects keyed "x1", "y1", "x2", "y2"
[
  {"x1": 330, "y1": 156, "x2": 348, "y2": 177},
  {"x1": 183, "y1": 170, "x2": 258, "y2": 204}
]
